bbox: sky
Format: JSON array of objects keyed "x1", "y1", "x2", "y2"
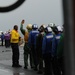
[{"x1": 0, "y1": 0, "x2": 63, "y2": 33}]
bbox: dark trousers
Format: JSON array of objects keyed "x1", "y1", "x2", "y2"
[
  {"x1": 24, "y1": 43, "x2": 34, "y2": 67},
  {"x1": 11, "y1": 43, "x2": 19, "y2": 66},
  {"x1": 5, "y1": 40, "x2": 10, "y2": 47},
  {"x1": 52, "y1": 57, "x2": 61, "y2": 75},
  {"x1": 37, "y1": 49, "x2": 43, "y2": 72},
  {"x1": 43, "y1": 53, "x2": 52, "y2": 75},
  {"x1": 31, "y1": 45, "x2": 38, "y2": 69},
  {"x1": 1, "y1": 39, "x2": 4, "y2": 46},
  {"x1": 58, "y1": 57, "x2": 65, "y2": 75}
]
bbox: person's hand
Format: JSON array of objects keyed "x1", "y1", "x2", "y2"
[{"x1": 21, "y1": 20, "x2": 25, "y2": 25}]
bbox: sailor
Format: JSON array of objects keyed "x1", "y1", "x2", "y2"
[
  {"x1": 42, "y1": 26, "x2": 54, "y2": 75},
  {"x1": 52, "y1": 25, "x2": 62, "y2": 75},
  {"x1": 28, "y1": 24, "x2": 39, "y2": 70},
  {"x1": 35, "y1": 24, "x2": 46, "y2": 74},
  {"x1": 20, "y1": 20, "x2": 33, "y2": 69}
]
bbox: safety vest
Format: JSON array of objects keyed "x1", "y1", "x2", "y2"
[{"x1": 24, "y1": 31, "x2": 29, "y2": 43}]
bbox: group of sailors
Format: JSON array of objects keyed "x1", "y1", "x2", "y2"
[
  {"x1": 0, "y1": 31, "x2": 11, "y2": 47},
  {"x1": 20, "y1": 20, "x2": 64, "y2": 75}
]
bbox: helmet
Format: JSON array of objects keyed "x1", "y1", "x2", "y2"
[
  {"x1": 48, "y1": 23, "x2": 55, "y2": 27},
  {"x1": 45, "y1": 27, "x2": 52, "y2": 33},
  {"x1": 38, "y1": 24, "x2": 46, "y2": 32},
  {"x1": 57, "y1": 25, "x2": 62, "y2": 32},
  {"x1": 26, "y1": 24, "x2": 32, "y2": 30},
  {"x1": 32, "y1": 24, "x2": 38, "y2": 30},
  {"x1": 41, "y1": 24, "x2": 46, "y2": 29},
  {"x1": 52, "y1": 25, "x2": 62, "y2": 34}
]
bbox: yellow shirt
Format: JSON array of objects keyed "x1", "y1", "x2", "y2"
[{"x1": 10, "y1": 29, "x2": 20, "y2": 43}]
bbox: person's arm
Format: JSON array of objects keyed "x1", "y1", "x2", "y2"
[{"x1": 20, "y1": 20, "x2": 25, "y2": 35}]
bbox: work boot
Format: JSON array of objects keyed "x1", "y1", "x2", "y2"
[
  {"x1": 12, "y1": 64, "x2": 22, "y2": 67},
  {"x1": 37, "y1": 71, "x2": 43, "y2": 74},
  {"x1": 24, "y1": 66, "x2": 27, "y2": 69},
  {"x1": 17, "y1": 64, "x2": 22, "y2": 67}
]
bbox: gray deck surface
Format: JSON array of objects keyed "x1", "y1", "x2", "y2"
[{"x1": 0, "y1": 46, "x2": 42, "y2": 75}]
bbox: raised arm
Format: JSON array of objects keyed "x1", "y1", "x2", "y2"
[{"x1": 20, "y1": 20, "x2": 25, "y2": 35}]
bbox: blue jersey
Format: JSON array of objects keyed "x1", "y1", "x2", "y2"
[
  {"x1": 1, "y1": 34, "x2": 4, "y2": 40},
  {"x1": 52, "y1": 33, "x2": 61, "y2": 57},
  {"x1": 42, "y1": 33, "x2": 54, "y2": 54},
  {"x1": 28, "y1": 30, "x2": 39, "y2": 47}
]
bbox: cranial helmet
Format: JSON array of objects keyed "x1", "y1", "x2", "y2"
[
  {"x1": 32, "y1": 24, "x2": 38, "y2": 30},
  {"x1": 48, "y1": 23, "x2": 55, "y2": 27},
  {"x1": 41, "y1": 24, "x2": 46, "y2": 29},
  {"x1": 38, "y1": 24, "x2": 46, "y2": 32},
  {"x1": 45, "y1": 26, "x2": 52, "y2": 33},
  {"x1": 57, "y1": 25, "x2": 62, "y2": 32},
  {"x1": 52, "y1": 25, "x2": 62, "y2": 34},
  {"x1": 26, "y1": 24, "x2": 32, "y2": 30}
]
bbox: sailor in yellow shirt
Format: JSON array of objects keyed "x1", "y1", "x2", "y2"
[
  {"x1": 10, "y1": 25, "x2": 22, "y2": 67},
  {"x1": 10, "y1": 29, "x2": 20, "y2": 43}
]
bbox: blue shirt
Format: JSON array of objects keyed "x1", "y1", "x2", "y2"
[
  {"x1": 28, "y1": 30, "x2": 39, "y2": 47},
  {"x1": 52, "y1": 33, "x2": 61, "y2": 57},
  {"x1": 42, "y1": 33, "x2": 54, "y2": 54}
]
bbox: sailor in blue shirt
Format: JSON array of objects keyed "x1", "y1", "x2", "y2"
[
  {"x1": 52, "y1": 25, "x2": 62, "y2": 75},
  {"x1": 42, "y1": 26, "x2": 54, "y2": 75},
  {"x1": 28, "y1": 24, "x2": 39, "y2": 70}
]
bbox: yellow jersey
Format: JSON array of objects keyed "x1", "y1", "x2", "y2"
[{"x1": 10, "y1": 29, "x2": 20, "y2": 43}]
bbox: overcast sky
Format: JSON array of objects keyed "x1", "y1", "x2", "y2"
[{"x1": 0, "y1": 0, "x2": 63, "y2": 32}]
